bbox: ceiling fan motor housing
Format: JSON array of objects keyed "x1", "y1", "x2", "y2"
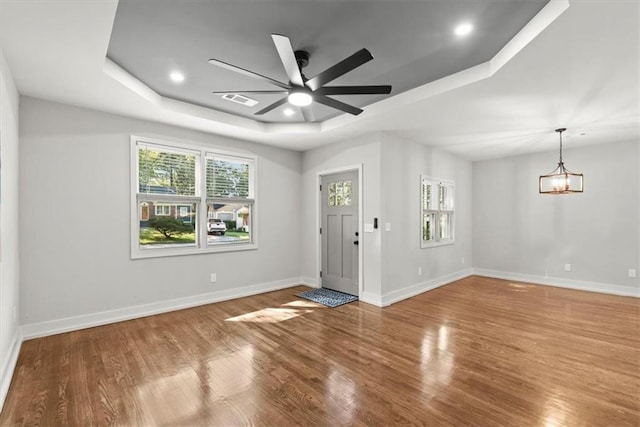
[{"x1": 295, "y1": 50, "x2": 310, "y2": 70}]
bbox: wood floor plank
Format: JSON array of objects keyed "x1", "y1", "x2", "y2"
[{"x1": 1, "y1": 276, "x2": 638, "y2": 426}]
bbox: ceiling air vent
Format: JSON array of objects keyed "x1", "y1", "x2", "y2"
[{"x1": 221, "y1": 93, "x2": 259, "y2": 107}]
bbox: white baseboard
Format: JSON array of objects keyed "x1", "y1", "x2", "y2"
[
  {"x1": 360, "y1": 291, "x2": 383, "y2": 307},
  {"x1": 0, "y1": 330, "x2": 22, "y2": 412},
  {"x1": 21, "y1": 277, "x2": 305, "y2": 340},
  {"x1": 300, "y1": 276, "x2": 319, "y2": 288},
  {"x1": 380, "y1": 269, "x2": 474, "y2": 307},
  {"x1": 473, "y1": 268, "x2": 640, "y2": 298}
]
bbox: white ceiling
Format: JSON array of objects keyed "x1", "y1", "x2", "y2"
[{"x1": 1, "y1": 0, "x2": 638, "y2": 161}]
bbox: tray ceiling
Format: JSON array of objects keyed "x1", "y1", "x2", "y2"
[{"x1": 107, "y1": 0, "x2": 549, "y2": 123}]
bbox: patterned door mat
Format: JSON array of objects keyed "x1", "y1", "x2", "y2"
[{"x1": 296, "y1": 288, "x2": 358, "y2": 308}]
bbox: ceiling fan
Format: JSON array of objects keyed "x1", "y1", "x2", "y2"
[{"x1": 208, "y1": 34, "x2": 392, "y2": 121}]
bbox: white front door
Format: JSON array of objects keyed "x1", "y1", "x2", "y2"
[{"x1": 321, "y1": 171, "x2": 359, "y2": 296}]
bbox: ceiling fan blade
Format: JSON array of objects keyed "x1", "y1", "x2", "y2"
[
  {"x1": 255, "y1": 96, "x2": 289, "y2": 115},
  {"x1": 314, "y1": 95, "x2": 363, "y2": 116},
  {"x1": 301, "y1": 106, "x2": 315, "y2": 122},
  {"x1": 306, "y1": 49, "x2": 373, "y2": 91},
  {"x1": 212, "y1": 90, "x2": 289, "y2": 95},
  {"x1": 271, "y1": 34, "x2": 305, "y2": 87},
  {"x1": 315, "y1": 85, "x2": 392, "y2": 96},
  {"x1": 208, "y1": 58, "x2": 290, "y2": 90}
]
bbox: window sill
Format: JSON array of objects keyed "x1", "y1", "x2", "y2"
[
  {"x1": 421, "y1": 240, "x2": 455, "y2": 249},
  {"x1": 131, "y1": 242, "x2": 258, "y2": 259}
]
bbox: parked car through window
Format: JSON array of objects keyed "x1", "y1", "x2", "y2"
[{"x1": 207, "y1": 218, "x2": 227, "y2": 235}]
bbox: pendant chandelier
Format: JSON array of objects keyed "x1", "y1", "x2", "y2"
[{"x1": 539, "y1": 128, "x2": 583, "y2": 194}]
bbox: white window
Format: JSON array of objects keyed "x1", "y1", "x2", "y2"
[
  {"x1": 154, "y1": 204, "x2": 172, "y2": 216},
  {"x1": 205, "y1": 154, "x2": 254, "y2": 246},
  {"x1": 131, "y1": 136, "x2": 257, "y2": 258},
  {"x1": 421, "y1": 176, "x2": 455, "y2": 248}
]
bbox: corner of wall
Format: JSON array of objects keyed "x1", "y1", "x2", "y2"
[
  {"x1": 0, "y1": 47, "x2": 21, "y2": 412},
  {"x1": 0, "y1": 331, "x2": 21, "y2": 412}
]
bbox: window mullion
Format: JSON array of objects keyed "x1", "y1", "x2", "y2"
[{"x1": 199, "y1": 149, "x2": 207, "y2": 247}]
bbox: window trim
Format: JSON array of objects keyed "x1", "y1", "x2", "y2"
[
  {"x1": 420, "y1": 175, "x2": 455, "y2": 249},
  {"x1": 130, "y1": 135, "x2": 258, "y2": 259}
]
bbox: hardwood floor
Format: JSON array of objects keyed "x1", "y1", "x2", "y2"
[{"x1": 1, "y1": 276, "x2": 638, "y2": 426}]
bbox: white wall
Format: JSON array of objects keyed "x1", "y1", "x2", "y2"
[
  {"x1": 473, "y1": 140, "x2": 639, "y2": 296},
  {"x1": 301, "y1": 133, "x2": 383, "y2": 301},
  {"x1": 0, "y1": 49, "x2": 21, "y2": 409},
  {"x1": 19, "y1": 97, "x2": 303, "y2": 333},
  {"x1": 380, "y1": 134, "x2": 473, "y2": 304}
]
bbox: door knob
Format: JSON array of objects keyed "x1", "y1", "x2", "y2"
[{"x1": 353, "y1": 240, "x2": 359, "y2": 245}]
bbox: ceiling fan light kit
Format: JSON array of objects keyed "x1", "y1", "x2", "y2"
[
  {"x1": 539, "y1": 128, "x2": 584, "y2": 194},
  {"x1": 208, "y1": 33, "x2": 392, "y2": 121},
  {"x1": 288, "y1": 90, "x2": 313, "y2": 107}
]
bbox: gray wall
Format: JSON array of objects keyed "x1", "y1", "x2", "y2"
[
  {"x1": 473, "y1": 140, "x2": 639, "y2": 292},
  {"x1": 19, "y1": 97, "x2": 303, "y2": 326},
  {"x1": 16, "y1": 96, "x2": 639, "y2": 334},
  {"x1": 380, "y1": 134, "x2": 473, "y2": 297},
  {"x1": 0, "y1": 49, "x2": 21, "y2": 407},
  {"x1": 301, "y1": 134, "x2": 383, "y2": 299},
  {"x1": 301, "y1": 132, "x2": 473, "y2": 304}
]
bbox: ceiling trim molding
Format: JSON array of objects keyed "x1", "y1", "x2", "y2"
[
  {"x1": 104, "y1": 58, "x2": 160, "y2": 105},
  {"x1": 491, "y1": 0, "x2": 570, "y2": 72}
]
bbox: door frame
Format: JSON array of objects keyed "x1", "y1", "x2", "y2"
[{"x1": 315, "y1": 164, "x2": 363, "y2": 298}]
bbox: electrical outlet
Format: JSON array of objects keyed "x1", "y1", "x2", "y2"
[
  {"x1": 564, "y1": 264, "x2": 572, "y2": 272},
  {"x1": 461, "y1": 257, "x2": 465, "y2": 264},
  {"x1": 418, "y1": 267, "x2": 422, "y2": 276},
  {"x1": 210, "y1": 273, "x2": 217, "y2": 283},
  {"x1": 629, "y1": 269, "x2": 637, "y2": 278}
]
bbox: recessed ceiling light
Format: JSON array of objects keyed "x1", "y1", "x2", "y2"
[
  {"x1": 169, "y1": 71, "x2": 185, "y2": 83},
  {"x1": 283, "y1": 108, "x2": 295, "y2": 117},
  {"x1": 454, "y1": 22, "x2": 473, "y2": 37}
]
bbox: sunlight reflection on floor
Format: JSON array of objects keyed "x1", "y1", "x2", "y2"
[
  {"x1": 282, "y1": 300, "x2": 325, "y2": 308},
  {"x1": 509, "y1": 282, "x2": 535, "y2": 290},
  {"x1": 225, "y1": 307, "x2": 313, "y2": 323}
]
